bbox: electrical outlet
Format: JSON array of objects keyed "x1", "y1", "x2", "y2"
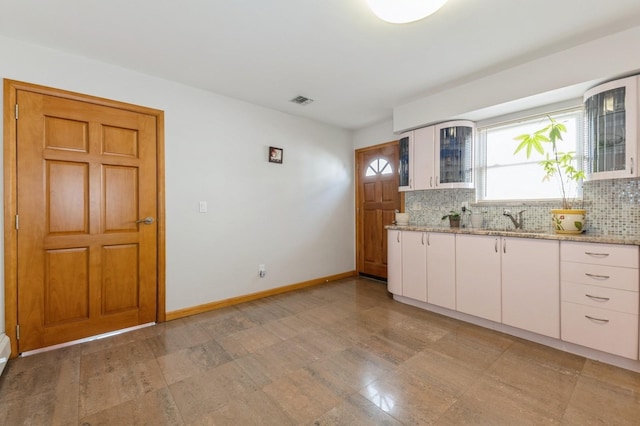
[
  {"x1": 413, "y1": 202, "x2": 422, "y2": 210},
  {"x1": 259, "y1": 264, "x2": 266, "y2": 278},
  {"x1": 199, "y1": 201, "x2": 208, "y2": 213}
]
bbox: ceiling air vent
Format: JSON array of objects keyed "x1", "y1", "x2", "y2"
[{"x1": 289, "y1": 95, "x2": 314, "y2": 106}]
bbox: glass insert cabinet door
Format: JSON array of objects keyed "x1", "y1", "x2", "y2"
[
  {"x1": 435, "y1": 120, "x2": 475, "y2": 188},
  {"x1": 398, "y1": 132, "x2": 413, "y2": 190},
  {"x1": 584, "y1": 75, "x2": 638, "y2": 180}
]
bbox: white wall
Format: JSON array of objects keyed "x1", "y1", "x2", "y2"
[
  {"x1": 395, "y1": 25, "x2": 640, "y2": 132},
  {"x1": 352, "y1": 119, "x2": 396, "y2": 150},
  {"x1": 0, "y1": 35, "x2": 355, "y2": 329}
]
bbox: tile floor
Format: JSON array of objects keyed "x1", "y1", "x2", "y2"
[{"x1": 1, "y1": 277, "x2": 639, "y2": 425}]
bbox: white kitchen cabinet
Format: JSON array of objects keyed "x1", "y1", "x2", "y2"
[
  {"x1": 426, "y1": 232, "x2": 456, "y2": 309},
  {"x1": 584, "y1": 75, "x2": 638, "y2": 180},
  {"x1": 560, "y1": 241, "x2": 639, "y2": 268},
  {"x1": 501, "y1": 238, "x2": 560, "y2": 338},
  {"x1": 402, "y1": 231, "x2": 427, "y2": 302},
  {"x1": 398, "y1": 132, "x2": 413, "y2": 191},
  {"x1": 413, "y1": 126, "x2": 436, "y2": 190},
  {"x1": 435, "y1": 121, "x2": 475, "y2": 189},
  {"x1": 560, "y1": 241, "x2": 639, "y2": 359},
  {"x1": 398, "y1": 127, "x2": 435, "y2": 191},
  {"x1": 387, "y1": 230, "x2": 402, "y2": 295},
  {"x1": 455, "y1": 234, "x2": 501, "y2": 322},
  {"x1": 561, "y1": 302, "x2": 638, "y2": 359}
]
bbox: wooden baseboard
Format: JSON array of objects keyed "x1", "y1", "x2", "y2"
[{"x1": 166, "y1": 271, "x2": 356, "y2": 321}]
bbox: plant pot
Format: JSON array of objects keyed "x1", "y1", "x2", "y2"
[
  {"x1": 449, "y1": 217, "x2": 460, "y2": 228},
  {"x1": 551, "y1": 209, "x2": 586, "y2": 234}
]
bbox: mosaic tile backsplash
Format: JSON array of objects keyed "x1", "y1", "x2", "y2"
[{"x1": 404, "y1": 178, "x2": 640, "y2": 237}]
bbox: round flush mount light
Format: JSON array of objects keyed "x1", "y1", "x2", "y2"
[{"x1": 366, "y1": 0, "x2": 449, "y2": 24}]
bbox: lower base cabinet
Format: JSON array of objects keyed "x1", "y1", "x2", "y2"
[
  {"x1": 561, "y1": 302, "x2": 638, "y2": 359},
  {"x1": 426, "y1": 233, "x2": 456, "y2": 310},
  {"x1": 502, "y1": 238, "x2": 560, "y2": 338},
  {"x1": 387, "y1": 229, "x2": 640, "y2": 363},
  {"x1": 402, "y1": 231, "x2": 427, "y2": 302},
  {"x1": 387, "y1": 230, "x2": 402, "y2": 295},
  {"x1": 560, "y1": 241, "x2": 639, "y2": 360},
  {"x1": 387, "y1": 230, "x2": 454, "y2": 306},
  {"x1": 455, "y1": 234, "x2": 501, "y2": 322}
]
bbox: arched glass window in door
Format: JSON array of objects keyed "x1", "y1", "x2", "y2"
[{"x1": 365, "y1": 158, "x2": 393, "y2": 176}]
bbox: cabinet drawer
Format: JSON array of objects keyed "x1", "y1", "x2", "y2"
[
  {"x1": 561, "y1": 302, "x2": 638, "y2": 359},
  {"x1": 561, "y1": 242, "x2": 639, "y2": 268},
  {"x1": 561, "y1": 302, "x2": 639, "y2": 359},
  {"x1": 561, "y1": 261, "x2": 639, "y2": 291},
  {"x1": 561, "y1": 282, "x2": 639, "y2": 314}
]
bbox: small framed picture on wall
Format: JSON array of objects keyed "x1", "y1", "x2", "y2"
[{"x1": 269, "y1": 146, "x2": 283, "y2": 164}]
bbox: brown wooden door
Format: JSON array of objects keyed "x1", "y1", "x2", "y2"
[
  {"x1": 356, "y1": 142, "x2": 401, "y2": 279},
  {"x1": 16, "y1": 90, "x2": 158, "y2": 352}
]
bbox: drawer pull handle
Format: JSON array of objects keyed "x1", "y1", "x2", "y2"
[
  {"x1": 585, "y1": 315, "x2": 609, "y2": 324},
  {"x1": 585, "y1": 273, "x2": 610, "y2": 280},
  {"x1": 584, "y1": 252, "x2": 609, "y2": 258},
  {"x1": 586, "y1": 294, "x2": 610, "y2": 302}
]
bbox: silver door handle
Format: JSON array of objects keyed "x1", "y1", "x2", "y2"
[{"x1": 136, "y1": 217, "x2": 155, "y2": 225}]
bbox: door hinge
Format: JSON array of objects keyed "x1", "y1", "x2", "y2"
[
  {"x1": 15, "y1": 104, "x2": 18, "y2": 120},
  {"x1": 15, "y1": 214, "x2": 19, "y2": 230},
  {"x1": 16, "y1": 325, "x2": 20, "y2": 340}
]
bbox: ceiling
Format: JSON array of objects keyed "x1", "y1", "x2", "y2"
[{"x1": 1, "y1": 0, "x2": 640, "y2": 130}]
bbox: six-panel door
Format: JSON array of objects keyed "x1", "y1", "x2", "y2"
[{"x1": 16, "y1": 90, "x2": 158, "y2": 352}]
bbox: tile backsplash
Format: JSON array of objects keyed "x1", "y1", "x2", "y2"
[{"x1": 404, "y1": 178, "x2": 640, "y2": 237}]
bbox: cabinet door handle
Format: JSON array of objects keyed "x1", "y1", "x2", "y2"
[
  {"x1": 422, "y1": 233, "x2": 425, "y2": 245},
  {"x1": 585, "y1": 273, "x2": 610, "y2": 280},
  {"x1": 430, "y1": 177, "x2": 433, "y2": 188},
  {"x1": 586, "y1": 294, "x2": 610, "y2": 302},
  {"x1": 427, "y1": 233, "x2": 431, "y2": 246},
  {"x1": 397, "y1": 232, "x2": 400, "y2": 243},
  {"x1": 409, "y1": 178, "x2": 413, "y2": 188},
  {"x1": 584, "y1": 252, "x2": 609, "y2": 258},
  {"x1": 631, "y1": 157, "x2": 634, "y2": 175},
  {"x1": 585, "y1": 315, "x2": 609, "y2": 324},
  {"x1": 503, "y1": 239, "x2": 506, "y2": 253},
  {"x1": 435, "y1": 176, "x2": 438, "y2": 187},
  {"x1": 494, "y1": 239, "x2": 498, "y2": 253}
]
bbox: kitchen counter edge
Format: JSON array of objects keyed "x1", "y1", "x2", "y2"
[{"x1": 385, "y1": 225, "x2": 640, "y2": 246}]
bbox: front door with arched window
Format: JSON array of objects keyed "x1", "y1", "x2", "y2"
[{"x1": 356, "y1": 142, "x2": 401, "y2": 279}]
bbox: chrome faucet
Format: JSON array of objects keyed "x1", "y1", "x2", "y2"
[{"x1": 503, "y1": 209, "x2": 526, "y2": 229}]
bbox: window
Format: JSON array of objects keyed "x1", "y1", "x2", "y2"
[
  {"x1": 477, "y1": 108, "x2": 584, "y2": 202},
  {"x1": 365, "y1": 158, "x2": 392, "y2": 176}
]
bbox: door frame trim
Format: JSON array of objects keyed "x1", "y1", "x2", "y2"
[
  {"x1": 3, "y1": 79, "x2": 166, "y2": 357},
  {"x1": 354, "y1": 141, "x2": 403, "y2": 276}
]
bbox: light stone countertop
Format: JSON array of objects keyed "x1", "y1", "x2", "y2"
[{"x1": 385, "y1": 225, "x2": 640, "y2": 246}]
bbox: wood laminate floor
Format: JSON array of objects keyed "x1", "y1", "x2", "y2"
[{"x1": 1, "y1": 278, "x2": 639, "y2": 425}]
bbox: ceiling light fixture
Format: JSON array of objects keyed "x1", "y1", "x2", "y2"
[{"x1": 366, "y1": 0, "x2": 448, "y2": 24}]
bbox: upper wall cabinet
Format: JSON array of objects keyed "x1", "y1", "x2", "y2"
[
  {"x1": 584, "y1": 75, "x2": 638, "y2": 180},
  {"x1": 398, "y1": 121, "x2": 474, "y2": 191},
  {"x1": 398, "y1": 131, "x2": 413, "y2": 191},
  {"x1": 435, "y1": 120, "x2": 475, "y2": 189},
  {"x1": 398, "y1": 126, "x2": 436, "y2": 191}
]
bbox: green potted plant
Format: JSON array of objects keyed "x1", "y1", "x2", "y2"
[
  {"x1": 513, "y1": 116, "x2": 586, "y2": 233},
  {"x1": 441, "y1": 210, "x2": 461, "y2": 228}
]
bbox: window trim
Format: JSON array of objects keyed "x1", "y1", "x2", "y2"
[{"x1": 476, "y1": 106, "x2": 585, "y2": 204}]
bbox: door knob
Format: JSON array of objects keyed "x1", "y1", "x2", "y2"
[{"x1": 136, "y1": 217, "x2": 155, "y2": 225}]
